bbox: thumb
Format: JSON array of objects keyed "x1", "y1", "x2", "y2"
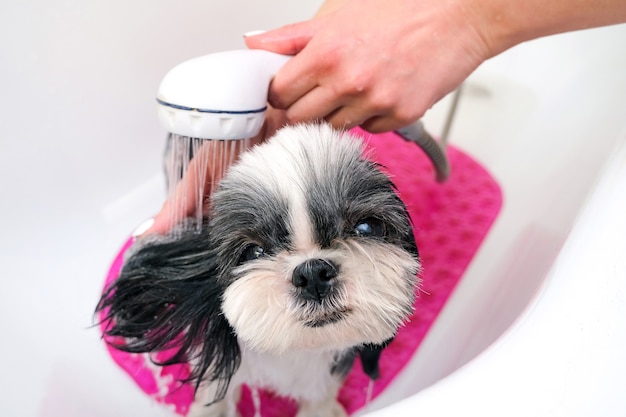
[{"x1": 244, "y1": 20, "x2": 320, "y2": 55}]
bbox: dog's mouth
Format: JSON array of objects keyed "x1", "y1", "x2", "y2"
[{"x1": 303, "y1": 307, "x2": 352, "y2": 328}]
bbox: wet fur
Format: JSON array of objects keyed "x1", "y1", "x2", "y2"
[{"x1": 97, "y1": 124, "x2": 420, "y2": 415}]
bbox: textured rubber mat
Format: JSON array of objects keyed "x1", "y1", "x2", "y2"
[{"x1": 99, "y1": 128, "x2": 502, "y2": 416}]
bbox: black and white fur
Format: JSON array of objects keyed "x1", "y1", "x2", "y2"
[{"x1": 98, "y1": 124, "x2": 420, "y2": 417}]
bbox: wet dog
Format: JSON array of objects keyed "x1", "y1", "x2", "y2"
[{"x1": 98, "y1": 124, "x2": 420, "y2": 416}]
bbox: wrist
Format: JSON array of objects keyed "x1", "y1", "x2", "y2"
[
  {"x1": 464, "y1": 0, "x2": 626, "y2": 58},
  {"x1": 460, "y1": 0, "x2": 529, "y2": 59}
]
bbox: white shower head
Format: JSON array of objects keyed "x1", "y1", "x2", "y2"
[{"x1": 156, "y1": 49, "x2": 291, "y2": 140}]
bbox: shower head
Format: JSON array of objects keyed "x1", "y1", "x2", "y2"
[{"x1": 156, "y1": 49, "x2": 291, "y2": 140}]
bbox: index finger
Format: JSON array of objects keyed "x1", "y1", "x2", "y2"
[{"x1": 268, "y1": 49, "x2": 322, "y2": 110}]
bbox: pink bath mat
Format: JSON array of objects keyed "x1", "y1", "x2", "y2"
[{"x1": 99, "y1": 128, "x2": 502, "y2": 416}]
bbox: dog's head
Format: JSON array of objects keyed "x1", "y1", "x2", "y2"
[
  {"x1": 212, "y1": 124, "x2": 419, "y2": 353},
  {"x1": 98, "y1": 123, "x2": 420, "y2": 397}
]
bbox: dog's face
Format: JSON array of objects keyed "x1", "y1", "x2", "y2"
[
  {"x1": 98, "y1": 123, "x2": 420, "y2": 400},
  {"x1": 210, "y1": 124, "x2": 420, "y2": 354}
]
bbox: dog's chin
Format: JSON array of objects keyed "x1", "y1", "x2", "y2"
[
  {"x1": 302, "y1": 306, "x2": 353, "y2": 328},
  {"x1": 223, "y1": 288, "x2": 397, "y2": 354},
  {"x1": 221, "y1": 241, "x2": 419, "y2": 355}
]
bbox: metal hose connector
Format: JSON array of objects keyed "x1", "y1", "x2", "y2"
[{"x1": 395, "y1": 120, "x2": 450, "y2": 182}]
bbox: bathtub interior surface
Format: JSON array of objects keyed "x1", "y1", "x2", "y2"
[
  {"x1": 365, "y1": 131, "x2": 626, "y2": 417},
  {"x1": 368, "y1": 24, "x2": 626, "y2": 411},
  {"x1": 1, "y1": 1, "x2": 625, "y2": 416}
]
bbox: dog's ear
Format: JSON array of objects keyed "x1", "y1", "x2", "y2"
[
  {"x1": 369, "y1": 162, "x2": 419, "y2": 259},
  {"x1": 387, "y1": 179, "x2": 419, "y2": 259},
  {"x1": 399, "y1": 203, "x2": 419, "y2": 258},
  {"x1": 96, "y1": 228, "x2": 240, "y2": 402},
  {"x1": 359, "y1": 338, "x2": 393, "y2": 380}
]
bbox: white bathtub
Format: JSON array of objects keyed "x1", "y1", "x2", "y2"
[{"x1": 1, "y1": 2, "x2": 625, "y2": 416}]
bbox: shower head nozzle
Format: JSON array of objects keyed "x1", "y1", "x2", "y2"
[{"x1": 156, "y1": 50, "x2": 291, "y2": 140}]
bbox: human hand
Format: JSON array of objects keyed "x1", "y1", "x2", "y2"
[
  {"x1": 143, "y1": 106, "x2": 287, "y2": 235},
  {"x1": 244, "y1": 0, "x2": 492, "y2": 133}
]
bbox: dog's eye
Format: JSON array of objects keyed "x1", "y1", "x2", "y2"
[
  {"x1": 353, "y1": 217, "x2": 386, "y2": 238},
  {"x1": 239, "y1": 244, "x2": 266, "y2": 264}
]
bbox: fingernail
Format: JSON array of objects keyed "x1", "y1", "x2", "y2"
[
  {"x1": 132, "y1": 218, "x2": 155, "y2": 237},
  {"x1": 243, "y1": 30, "x2": 266, "y2": 37}
]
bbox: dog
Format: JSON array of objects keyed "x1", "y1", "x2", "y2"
[{"x1": 97, "y1": 123, "x2": 420, "y2": 417}]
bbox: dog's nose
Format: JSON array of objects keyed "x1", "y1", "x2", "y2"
[{"x1": 292, "y1": 259, "x2": 338, "y2": 302}]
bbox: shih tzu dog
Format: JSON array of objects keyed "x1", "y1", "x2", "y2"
[{"x1": 98, "y1": 124, "x2": 420, "y2": 417}]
